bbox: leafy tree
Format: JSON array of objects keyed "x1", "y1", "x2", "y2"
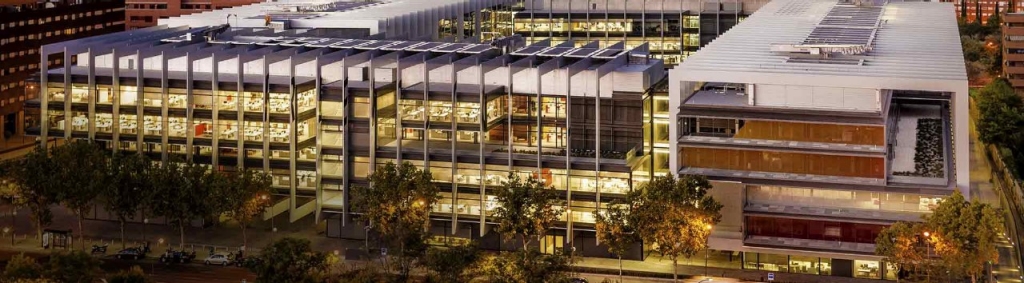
[
  {"x1": 150, "y1": 161, "x2": 217, "y2": 249},
  {"x1": 352, "y1": 161, "x2": 440, "y2": 278},
  {"x1": 2, "y1": 253, "x2": 42, "y2": 282},
  {"x1": 220, "y1": 169, "x2": 273, "y2": 249},
  {"x1": 482, "y1": 250, "x2": 572, "y2": 283},
  {"x1": 595, "y1": 202, "x2": 638, "y2": 282},
  {"x1": 45, "y1": 250, "x2": 102, "y2": 283},
  {"x1": 423, "y1": 244, "x2": 482, "y2": 283},
  {"x1": 977, "y1": 79, "x2": 1024, "y2": 147},
  {"x1": 492, "y1": 173, "x2": 565, "y2": 251},
  {"x1": 101, "y1": 153, "x2": 155, "y2": 249},
  {"x1": 1, "y1": 147, "x2": 60, "y2": 240},
  {"x1": 924, "y1": 190, "x2": 1002, "y2": 283},
  {"x1": 51, "y1": 140, "x2": 108, "y2": 248},
  {"x1": 627, "y1": 175, "x2": 722, "y2": 282},
  {"x1": 875, "y1": 221, "x2": 926, "y2": 282},
  {"x1": 107, "y1": 266, "x2": 152, "y2": 283},
  {"x1": 245, "y1": 237, "x2": 330, "y2": 283}
]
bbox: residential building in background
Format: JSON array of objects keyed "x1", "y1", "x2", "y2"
[
  {"x1": 669, "y1": 0, "x2": 968, "y2": 279},
  {"x1": 125, "y1": 0, "x2": 264, "y2": 30},
  {"x1": 0, "y1": 0, "x2": 124, "y2": 144},
  {"x1": 158, "y1": 0, "x2": 519, "y2": 42},
  {"x1": 1004, "y1": 12, "x2": 1024, "y2": 91},
  {"x1": 942, "y1": 0, "x2": 1016, "y2": 23},
  {"x1": 514, "y1": 0, "x2": 768, "y2": 65}
]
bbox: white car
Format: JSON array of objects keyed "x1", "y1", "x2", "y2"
[{"x1": 203, "y1": 253, "x2": 232, "y2": 266}]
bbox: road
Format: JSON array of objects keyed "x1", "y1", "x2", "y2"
[{"x1": 0, "y1": 249, "x2": 256, "y2": 283}]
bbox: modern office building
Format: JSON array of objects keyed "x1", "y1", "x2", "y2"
[
  {"x1": 0, "y1": 0, "x2": 124, "y2": 142},
  {"x1": 668, "y1": 0, "x2": 968, "y2": 279},
  {"x1": 514, "y1": 0, "x2": 768, "y2": 65},
  {"x1": 1005, "y1": 12, "x2": 1024, "y2": 91},
  {"x1": 158, "y1": 0, "x2": 520, "y2": 42},
  {"x1": 125, "y1": 0, "x2": 265, "y2": 30},
  {"x1": 29, "y1": 24, "x2": 668, "y2": 255}
]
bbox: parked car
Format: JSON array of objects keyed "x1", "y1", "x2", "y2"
[
  {"x1": 204, "y1": 253, "x2": 232, "y2": 266},
  {"x1": 570, "y1": 278, "x2": 589, "y2": 283},
  {"x1": 91, "y1": 244, "x2": 108, "y2": 254},
  {"x1": 115, "y1": 248, "x2": 144, "y2": 260},
  {"x1": 159, "y1": 249, "x2": 196, "y2": 264}
]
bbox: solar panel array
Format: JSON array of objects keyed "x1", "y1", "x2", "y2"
[
  {"x1": 801, "y1": 4, "x2": 883, "y2": 46},
  {"x1": 185, "y1": 30, "x2": 632, "y2": 61}
]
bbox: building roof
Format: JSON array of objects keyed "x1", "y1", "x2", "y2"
[
  {"x1": 672, "y1": 0, "x2": 967, "y2": 84},
  {"x1": 158, "y1": 0, "x2": 509, "y2": 32}
]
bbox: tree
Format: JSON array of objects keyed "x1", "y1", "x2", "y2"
[
  {"x1": 491, "y1": 173, "x2": 565, "y2": 251},
  {"x1": 595, "y1": 202, "x2": 638, "y2": 282},
  {"x1": 220, "y1": 169, "x2": 272, "y2": 249},
  {"x1": 245, "y1": 237, "x2": 330, "y2": 283},
  {"x1": 423, "y1": 244, "x2": 482, "y2": 283},
  {"x1": 51, "y1": 140, "x2": 108, "y2": 248},
  {"x1": 107, "y1": 266, "x2": 152, "y2": 283},
  {"x1": 482, "y1": 250, "x2": 573, "y2": 283},
  {"x1": 875, "y1": 221, "x2": 926, "y2": 282},
  {"x1": 45, "y1": 250, "x2": 102, "y2": 283},
  {"x1": 1, "y1": 146, "x2": 60, "y2": 240},
  {"x1": 101, "y1": 153, "x2": 155, "y2": 249},
  {"x1": 2, "y1": 253, "x2": 42, "y2": 282},
  {"x1": 627, "y1": 175, "x2": 722, "y2": 282},
  {"x1": 924, "y1": 190, "x2": 1002, "y2": 283},
  {"x1": 351, "y1": 161, "x2": 440, "y2": 278},
  {"x1": 149, "y1": 161, "x2": 216, "y2": 249},
  {"x1": 977, "y1": 79, "x2": 1024, "y2": 147}
]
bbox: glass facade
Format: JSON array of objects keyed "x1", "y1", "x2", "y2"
[
  {"x1": 747, "y1": 185, "x2": 943, "y2": 213},
  {"x1": 513, "y1": 14, "x2": 700, "y2": 65},
  {"x1": 746, "y1": 216, "x2": 885, "y2": 244},
  {"x1": 742, "y1": 252, "x2": 833, "y2": 276}
]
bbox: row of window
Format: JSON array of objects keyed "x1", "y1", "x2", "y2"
[
  {"x1": 0, "y1": 8, "x2": 116, "y2": 29},
  {"x1": 45, "y1": 84, "x2": 317, "y2": 114},
  {"x1": 0, "y1": 24, "x2": 107, "y2": 46},
  {"x1": 126, "y1": 4, "x2": 167, "y2": 10}
]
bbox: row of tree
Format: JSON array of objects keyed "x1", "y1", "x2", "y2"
[
  {"x1": 975, "y1": 79, "x2": 1024, "y2": 178},
  {"x1": 244, "y1": 162, "x2": 722, "y2": 283},
  {"x1": 0, "y1": 141, "x2": 275, "y2": 249},
  {"x1": 960, "y1": 14, "x2": 1002, "y2": 84},
  {"x1": 874, "y1": 191, "x2": 1002, "y2": 283}
]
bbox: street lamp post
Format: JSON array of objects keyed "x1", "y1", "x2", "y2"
[
  {"x1": 705, "y1": 224, "x2": 713, "y2": 278},
  {"x1": 142, "y1": 218, "x2": 149, "y2": 244},
  {"x1": 923, "y1": 231, "x2": 931, "y2": 282},
  {"x1": 10, "y1": 207, "x2": 15, "y2": 244}
]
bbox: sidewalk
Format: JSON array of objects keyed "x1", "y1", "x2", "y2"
[
  {"x1": 969, "y1": 100, "x2": 1024, "y2": 283},
  {"x1": 0, "y1": 204, "x2": 899, "y2": 283}
]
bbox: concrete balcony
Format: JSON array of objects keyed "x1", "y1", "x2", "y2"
[
  {"x1": 744, "y1": 203, "x2": 923, "y2": 223},
  {"x1": 1010, "y1": 78, "x2": 1024, "y2": 88},
  {"x1": 678, "y1": 167, "x2": 885, "y2": 187},
  {"x1": 1005, "y1": 27, "x2": 1024, "y2": 37},
  {"x1": 1006, "y1": 66, "x2": 1024, "y2": 75},
  {"x1": 1004, "y1": 40, "x2": 1024, "y2": 50},
  {"x1": 744, "y1": 236, "x2": 876, "y2": 255},
  {"x1": 678, "y1": 135, "x2": 885, "y2": 155},
  {"x1": 1005, "y1": 53, "x2": 1024, "y2": 62}
]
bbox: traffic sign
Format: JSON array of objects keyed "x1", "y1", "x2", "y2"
[
  {"x1": 767, "y1": 273, "x2": 775, "y2": 281},
  {"x1": 381, "y1": 248, "x2": 387, "y2": 256}
]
